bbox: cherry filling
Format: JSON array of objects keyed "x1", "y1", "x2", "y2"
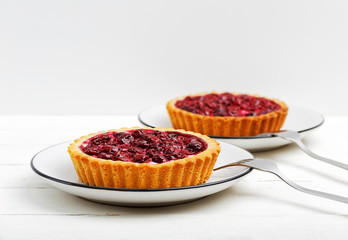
[
  {"x1": 80, "y1": 129, "x2": 208, "y2": 164},
  {"x1": 175, "y1": 92, "x2": 281, "y2": 117}
]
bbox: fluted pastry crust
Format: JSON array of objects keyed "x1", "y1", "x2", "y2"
[
  {"x1": 67, "y1": 127, "x2": 221, "y2": 189},
  {"x1": 167, "y1": 92, "x2": 288, "y2": 137}
]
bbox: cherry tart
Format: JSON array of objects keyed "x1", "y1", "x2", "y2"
[
  {"x1": 67, "y1": 127, "x2": 221, "y2": 189},
  {"x1": 167, "y1": 92, "x2": 288, "y2": 137}
]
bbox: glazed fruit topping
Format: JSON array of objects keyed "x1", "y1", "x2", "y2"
[
  {"x1": 80, "y1": 129, "x2": 207, "y2": 164},
  {"x1": 175, "y1": 92, "x2": 281, "y2": 117}
]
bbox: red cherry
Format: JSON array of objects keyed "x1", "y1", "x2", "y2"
[
  {"x1": 80, "y1": 129, "x2": 207, "y2": 163},
  {"x1": 175, "y1": 92, "x2": 280, "y2": 117}
]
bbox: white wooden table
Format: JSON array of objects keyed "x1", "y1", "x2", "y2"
[{"x1": 1, "y1": 115, "x2": 348, "y2": 239}]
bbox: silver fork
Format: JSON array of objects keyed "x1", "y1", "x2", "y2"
[
  {"x1": 214, "y1": 158, "x2": 348, "y2": 204},
  {"x1": 258, "y1": 130, "x2": 348, "y2": 171}
]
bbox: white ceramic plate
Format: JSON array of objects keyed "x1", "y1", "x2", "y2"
[
  {"x1": 138, "y1": 105, "x2": 324, "y2": 152},
  {"x1": 31, "y1": 141, "x2": 252, "y2": 207}
]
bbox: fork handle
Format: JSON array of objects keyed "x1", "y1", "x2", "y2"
[
  {"x1": 276, "y1": 131, "x2": 348, "y2": 171},
  {"x1": 214, "y1": 158, "x2": 348, "y2": 204},
  {"x1": 262, "y1": 163, "x2": 348, "y2": 204},
  {"x1": 293, "y1": 138, "x2": 348, "y2": 171}
]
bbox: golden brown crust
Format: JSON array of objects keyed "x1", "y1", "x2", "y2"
[
  {"x1": 67, "y1": 127, "x2": 221, "y2": 189},
  {"x1": 166, "y1": 92, "x2": 288, "y2": 137}
]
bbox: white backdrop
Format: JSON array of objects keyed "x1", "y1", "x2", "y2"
[{"x1": 1, "y1": 0, "x2": 347, "y2": 115}]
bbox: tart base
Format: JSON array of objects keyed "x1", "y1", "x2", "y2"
[
  {"x1": 67, "y1": 127, "x2": 220, "y2": 189},
  {"x1": 167, "y1": 92, "x2": 288, "y2": 137}
]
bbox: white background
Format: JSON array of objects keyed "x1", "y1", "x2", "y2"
[{"x1": 1, "y1": 0, "x2": 347, "y2": 115}]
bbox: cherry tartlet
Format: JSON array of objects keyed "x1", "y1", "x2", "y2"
[
  {"x1": 167, "y1": 92, "x2": 288, "y2": 137},
  {"x1": 67, "y1": 127, "x2": 220, "y2": 189}
]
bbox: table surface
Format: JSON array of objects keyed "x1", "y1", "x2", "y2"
[{"x1": 1, "y1": 115, "x2": 348, "y2": 240}]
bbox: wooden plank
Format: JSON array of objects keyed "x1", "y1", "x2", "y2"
[{"x1": 0, "y1": 214, "x2": 347, "y2": 240}]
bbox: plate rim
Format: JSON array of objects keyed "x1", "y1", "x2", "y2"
[
  {"x1": 137, "y1": 104, "x2": 325, "y2": 139},
  {"x1": 31, "y1": 141, "x2": 253, "y2": 193}
]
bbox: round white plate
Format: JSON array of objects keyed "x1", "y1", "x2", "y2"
[
  {"x1": 138, "y1": 105, "x2": 324, "y2": 152},
  {"x1": 31, "y1": 141, "x2": 252, "y2": 207}
]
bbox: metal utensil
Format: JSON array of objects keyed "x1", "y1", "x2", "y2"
[
  {"x1": 258, "y1": 130, "x2": 348, "y2": 171},
  {"x1": 214, "y1": 158, "x2": 348, "y2": 204}
]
